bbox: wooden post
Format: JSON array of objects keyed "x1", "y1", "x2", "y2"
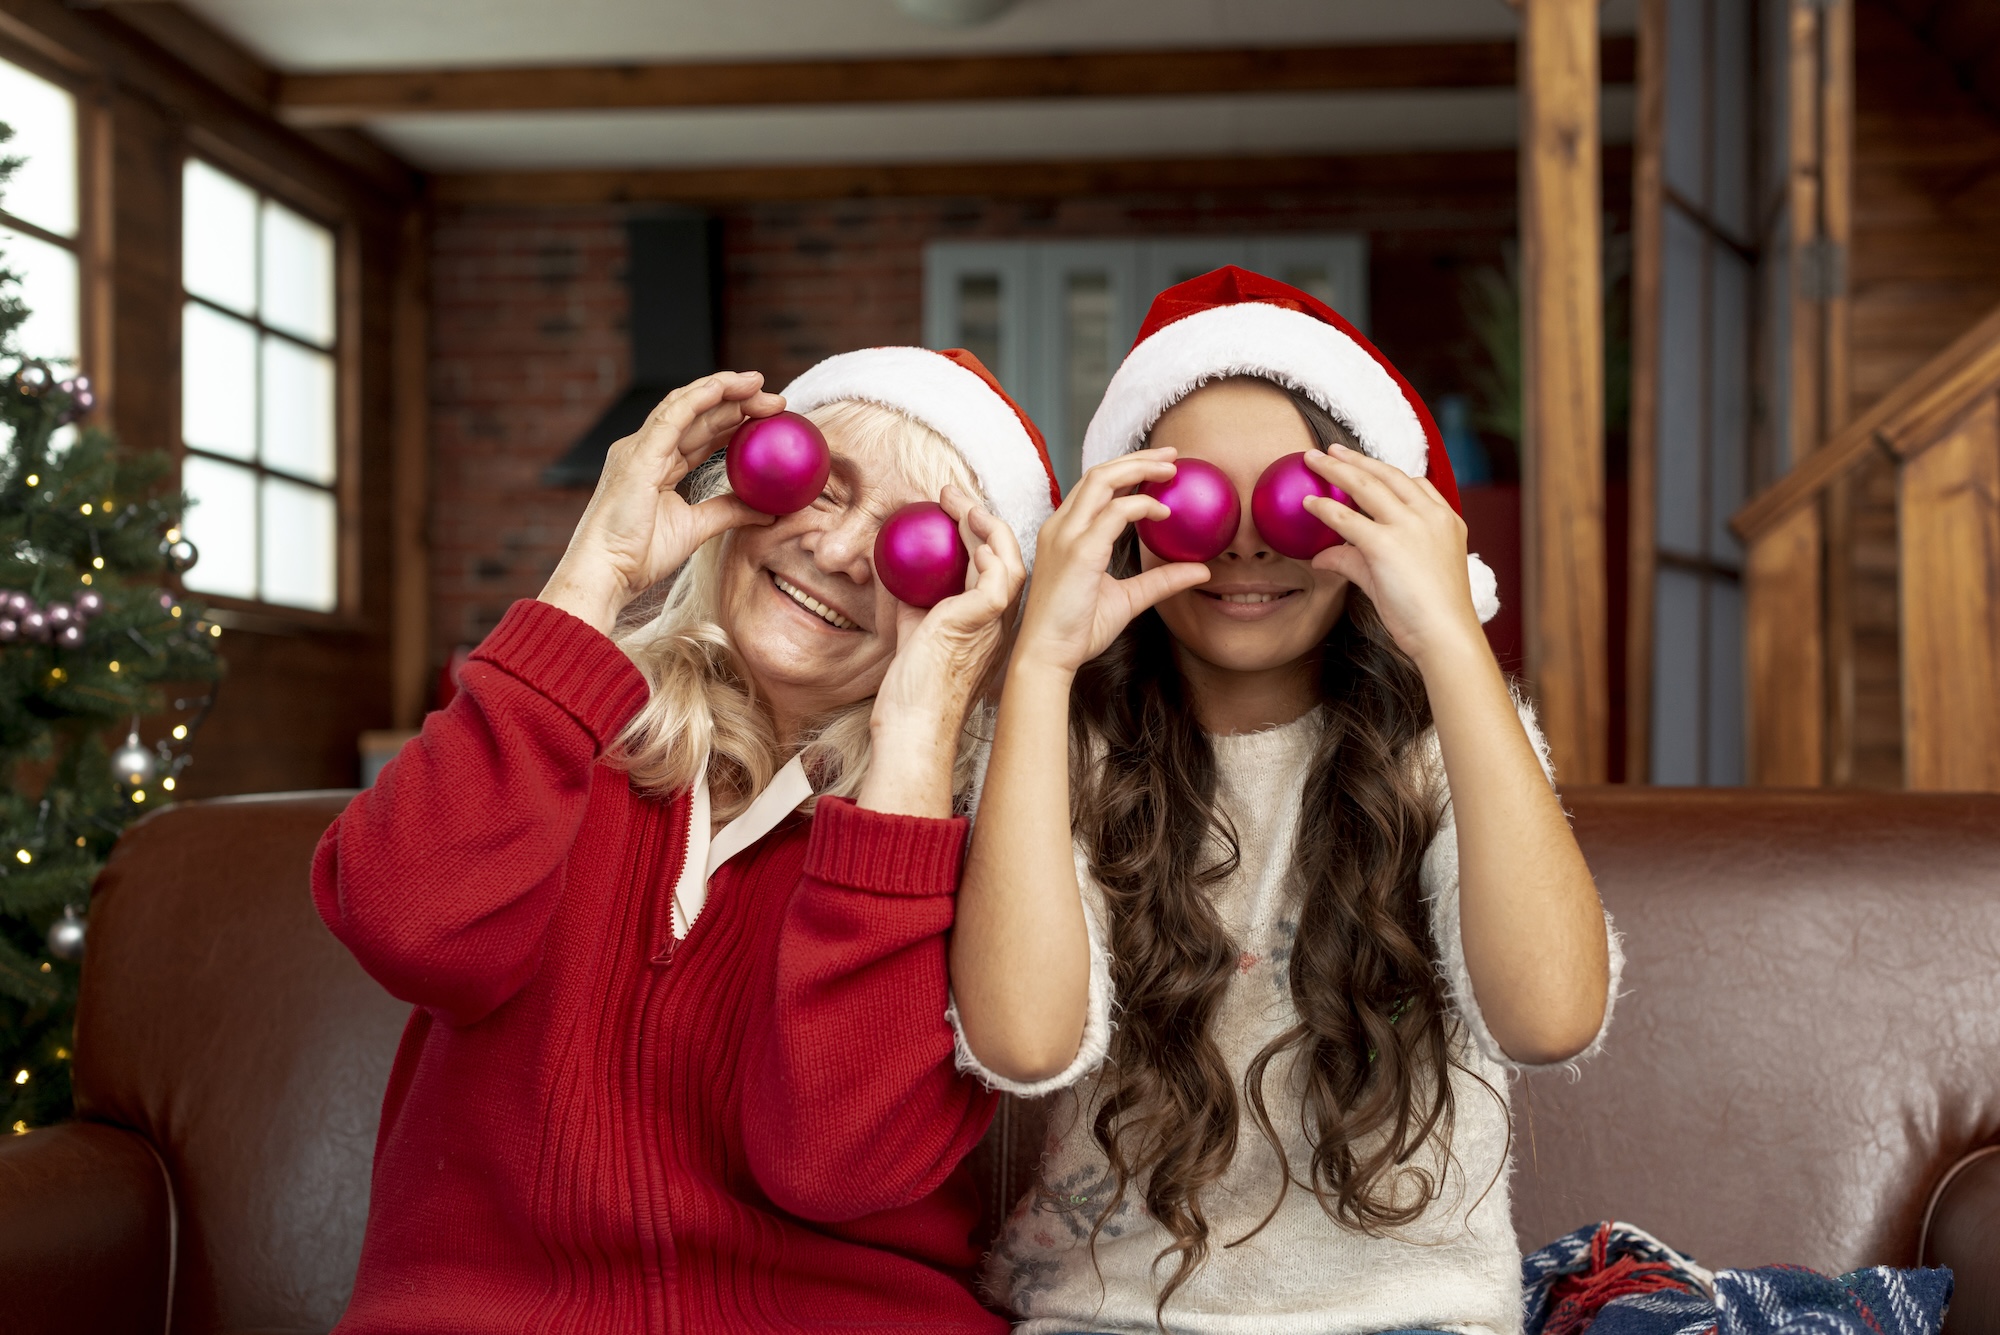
[
  {"x1": 1623, "y1": 0, "x2": 1665, "y2": 783},
  {"x1": 390, "y1": 202, "x2": 432, "y2": 730},
  {"x1": 1519, "y1": 0, "x2": 1609, "y2": 783}
]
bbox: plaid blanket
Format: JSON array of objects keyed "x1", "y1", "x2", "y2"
[{"x1": 1522, "y1": 1223, "x2": 1954, "y2": 1335}]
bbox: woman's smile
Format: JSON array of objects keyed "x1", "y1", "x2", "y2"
[
  {"x1": 1195, "y1": 582, "x2": 1304, "y2": 620},
  {"x1": 769, "y1": 570, "x2": 862, "y2": 632}
]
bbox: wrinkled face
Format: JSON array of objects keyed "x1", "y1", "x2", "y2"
[
  {"x1": 715, "y1": 421, "x2": 936, "y2": 730},
  {"x1": 1140, "y1": 378, "x2": 1351, "y2": 675}
]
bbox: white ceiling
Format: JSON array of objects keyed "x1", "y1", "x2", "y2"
[
  {"x1": 183, "y1": 0, "x2": 1637, "y2": 69},
  {"x1": 371, "y1": 88, "x2": 1636, "y2": 172},
  {"x1": 177, "y1": 0, "x2": 1640, "y2": 173}
]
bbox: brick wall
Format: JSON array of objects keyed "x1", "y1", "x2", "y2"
[{"x1": 428, "y1": 161, "x2": 1580, "y2": 675}]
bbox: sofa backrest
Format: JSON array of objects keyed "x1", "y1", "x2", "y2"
[
  {"x1": 75, "y1": 793, "x2": 406, "y2": 1335},
  {"x1": 74, "y1": 788, "x2": 2000, "y2": 1332}
]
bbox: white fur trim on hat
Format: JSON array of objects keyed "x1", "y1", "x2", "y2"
[
  {"x1": 782, "y1": 347, "x2": 1056, "y2": 571},
  {"x1": 1082, "y1": 302, "x2": 1429, "y2": 477}
]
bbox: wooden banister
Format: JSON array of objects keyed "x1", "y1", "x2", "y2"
[{"x1": 1732, "y1": 298, "x2": 2000, "y2": 790}]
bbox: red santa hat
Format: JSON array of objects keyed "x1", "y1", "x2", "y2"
[
  {"x1": 1081, "y1": 266, "x2": 1499, "y2": 623},
  {"x1": 782, "y1": 346, "x2": 1061, "y2": 572}
]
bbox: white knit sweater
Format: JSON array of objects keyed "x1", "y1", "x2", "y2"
[{"x1": 954, "y1": 706, "x2": 1621, "y2": 1335}]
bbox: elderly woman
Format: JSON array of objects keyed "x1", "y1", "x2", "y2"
[{"x1": 313, "y1": 352, "x2": 1059, "y2": 1334}]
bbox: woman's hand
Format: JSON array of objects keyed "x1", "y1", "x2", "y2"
[
  {"x1": 858, "y1": 485, "x2": 1028, "y2": 819},
  {"x1": 1303, "y1": 443, "x2": 1486, "y2": 669},
  {"x1": 539, "y1": 372, "x2": 785, "y2": 634},
  {"x1": 1013, "y1": 449, "x2": 1211, "y2": 676}
]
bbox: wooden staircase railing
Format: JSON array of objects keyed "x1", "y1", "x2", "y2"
[{"x1": 1732, "y1": 300, "x2": 2000, "y2": 791}]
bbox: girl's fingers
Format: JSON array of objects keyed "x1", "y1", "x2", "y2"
[
  {"x1": 1305, "y1": 449, "x2": 1411, "y2": 524},
  {"x1": 1310, "y1": 540, "x2": 1372, "y2": 592},
  {"x1": 1302, "y1": 492, "x2": 1381, "y2": 545},
  {"x1": 1056, "y1": 450, "x2": 1179, "y2": 527},
  {"x1": 1321, "y1": 442, "x2": 1432, "y2": 511},
  {"x1": 1065, "y1": 493, "x2": 1168, "y2": 562},
  {"x1": 1119, "y1": 562, "x2": 1211, "y2": 613}
]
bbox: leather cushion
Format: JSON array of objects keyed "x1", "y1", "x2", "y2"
[
  {"x1": 74, "y1": 792, "x2": 408, "y2": 1335},
  {"x1": 0, "y1": 1120, "x2": 173, "y2": 1335},
  {"x1": 1509, "y1": 788, "x2": 2000, "y2": 1272},
  {"x1": 1921, "y1": 1146, "x2": 2000, "y2": 1335}
]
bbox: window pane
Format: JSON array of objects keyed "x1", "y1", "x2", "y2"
[
  {"x1": 1705, "y1": 577, "x2": 1745, "y2": 785},
  {"x1": 182, "y1": 302, "x2": 257, "y2": 461},
  {"x1": 2, "y1": 228, "x2": 78, "y2": 362},
  {"x1": 183, "y1": 160, "x2": 257, "y2": 316},
  {"x1": 261, "y1": 335, "x2": 335, "y2": 484},
  {"x1": 1281, "y1": 265, "x2": 1334, "y2": 310},
  {"x1": 0, "y1": 58, "x2": 77, "y2": 238},
  {"x1": 180, "y1": 455, "x2": 258, "y2": 600},
  {"x1": 260, "y1": 475, "x2": 337, "y2": 611},
  {"x1": 1061, "y1": 270, "x2": 1112, "y2": 490},
  {"x1": 1649, "y1": 565, "x2": 1703, "y2": 786},
  {"x1": 260, "y1": 199, "x2": 334, "y2": 347},
  {"x1": 955, "y1": 274, "x2": 1001, "y2": 375}
]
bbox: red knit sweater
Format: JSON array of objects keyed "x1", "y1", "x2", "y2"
[{"x1": 312, "y1": 599, "x2": 1004, "y2": 1334}]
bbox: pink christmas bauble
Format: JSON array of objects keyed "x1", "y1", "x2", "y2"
[
  {"x1": 873, "y1": 502, "x2": 969, "y2": 609},
  {"x1": 726, "y1": 412, "x2": 832, "y2": 516},
  {"x1": 45, "y1": 601, "x2": 73, "y2": 627},
  {"x1": 0, "y1": 616, "x2": 17, "y2": 643},
  {"x1": 55, "y1": 623, "x2": 83, "y2": 649},
  {"x1": 74, "y1": 590, "x2": 104, "y2": 620},
  {"x1": 1251, "y1": 452, "x2": 1353, "y2": 560},
  {"x1": 1136, "y1": 458, "x2": 1242, "y2": 564},
  {"x1": 20, "y1": 609, "x2": 48, "y2": 642},
  {"x1": 3, "y1": 591, "x2": 29, "y2": 617}
]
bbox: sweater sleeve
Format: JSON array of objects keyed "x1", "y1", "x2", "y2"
[
  {"x1": 311, "y1": 599, "x2": 652, "y2": 1028},
  {"x1": 1421, "y1": 696, "x2": 1625, "y2": 1070},
  {"x1": 743, "y1": 796, "x2": 999, "y2": 1223},
  {"x1": 946, "y1": 839, "x2": 1116, "y2": 1097}
]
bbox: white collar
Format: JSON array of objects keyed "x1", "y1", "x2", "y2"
[{"x1": 670, "y1": 754, "x2": 814, "y2": 940}]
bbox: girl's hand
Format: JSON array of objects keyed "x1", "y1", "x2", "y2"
[
  {"x1": 1303, "y1": 443, "x2": 1486, "y2": 667},
  {"x1": 540, "y1": 372, "x2": 784, "y2": 633},
  {"x1": 860, "y1": 485, "x2": 1028, "y2": 818},
  {"x1": 1014, "y1": 448, "x2": 1211, "y2": 676}
]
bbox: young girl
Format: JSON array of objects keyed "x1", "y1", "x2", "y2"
[{"x1": 952, "y1": 269, "x2": 1620, "y2": 1334}]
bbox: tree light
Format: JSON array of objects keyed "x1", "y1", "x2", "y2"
[
  {"x1": 80, "y1": 573, "x2": 92, "y2": 585},
  {"x1": 209, "y1": 624, "x2": 221, "y2": 638},
  {"x1": 108, "y1": 661, "x2": 120, "y2": 673},
  {"x1": 38, "y1": 963, "x2": 50, "y2": 973},
  {"x1": 10, "y1": 1121, "x2": 24, "y2": 1135},
  {"x1": 13, "y1": 1070, "x2": 28, "y2": 1085},
  {"x1": 91, "y1": 557, "x2": 103, "y2": 569},
  {"x1": 162, "y1": 777, "x2": 176, "y2": 791},
  {"x1": 172, "y1": 724, "x2": 187, "y2": 739},
  {"x1": 165, "y1": 528, "x2": 181, "y2": 542},
  {"x1": 171, "y1": 607, "x2": 182, "y2": 618},
  {"x1": 131, "y1": 790, "x2": 147, "y2": 804},
  {"x1": 73, "y1": 837, "x2": 84, "y2": 847},
  {"x1": 13, "y1": 849, "x2": 29, "y2": 864},
  {"x1": 79, "y1": 503, "x2": 92, "y2": 515},
  {"x1": 24, "y1": 474, "x2": 37, "y2": 486}
]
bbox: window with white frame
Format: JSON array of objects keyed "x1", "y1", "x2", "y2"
[
  {"x1": 179, "y1": 158, "x2": 339, "y2": 613},
  {"x1": 924, "y1": 236, "x2": 1367, "y2": 489},
  {"x1": 0, "y1": 56, "x2": 81, "y2": 368}
]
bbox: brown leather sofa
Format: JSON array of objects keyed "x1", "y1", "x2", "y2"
[{"x1": 2, "y1": 788, "x2": 1997, "y2": 1335}]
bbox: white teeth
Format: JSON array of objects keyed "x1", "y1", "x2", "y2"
[
  {"x1": 1219, "y1": 592, "x2": 1282, "y2": 604},
  {"x1": 773, "y1": 575, "x2": 858, "y2": 630}
]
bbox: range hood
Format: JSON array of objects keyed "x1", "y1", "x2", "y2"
[{"x1": 543, "y1": 212, "x2": 723, "y2": 487}]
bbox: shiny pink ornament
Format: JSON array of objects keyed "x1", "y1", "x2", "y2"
[
  {"x1": 873, "y1": 502, "x2": 969, "y2": 609},
  {"x1": 74, "y1": 590, "x2": 104, "y2": 620},
  {"x1": 1136, "y1": 458, "x2": 1242, "y2": 564},
  {"x1": 45, "y1": 601, "x2": 73, "y2": 628},
  {"x1": 0, "y1": 616, "x2": 17, "y2": 643},
  {"x1": 1251, "y1": 452, "x2": 1354, "y2": 559},
  {"x1": 20, "y1": 609, "x2": 48, "y2": 642},
  {"x1": 55, "y1": 623, "x2": 83, "y2": 649},
  {"x1": 726, "y1": 412, "x2": 832, "y2": 516},
  {"x1": 3, "y1": 591, "x2": 29, "y2": 618}
]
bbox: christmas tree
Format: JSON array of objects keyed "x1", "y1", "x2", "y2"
[{"x1": 1, "y1": 120, "x2": 223, "y2": 1130}]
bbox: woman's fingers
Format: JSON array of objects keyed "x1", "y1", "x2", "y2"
[
  {"x1": 1310, "y1": 539, "x2": 1373, "y2": 592},
  {"x1": 618, "y1": 372, "x2": 770, "y2": 484},
  {"x1": 1076, "y1": 492, "x2": 1169, "y2": 552},
  {"x1": 1302, "y1": 491, "x2": 1381, "y2": 546},
  {"x1": 678, "y1": 492, "x2": 773, "y2": 549},
  {"x1": 677, "y1": 389, "x2": 787, "y2": 475},
  {"x1": 1302, "y1": 446, "x2": 1411, "y2": 522}
]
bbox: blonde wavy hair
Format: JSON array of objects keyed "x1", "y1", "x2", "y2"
[{"x1": 609, "y1": 399, "x2": 991, "y2": 821}]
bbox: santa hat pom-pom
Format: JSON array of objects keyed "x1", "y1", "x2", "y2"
[{"x1": 1468, "y1": 555, "x2": 1500, "y2": 624}]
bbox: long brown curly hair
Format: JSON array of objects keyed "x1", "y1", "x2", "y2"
[{"x1": 1069, "y1": 382, "x2": 1460, "y2": 1319}]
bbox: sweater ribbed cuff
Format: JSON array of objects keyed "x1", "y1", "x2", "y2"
[
  {"x1": 804, "y1": 797, "x2": 968, "y2": 898},
  {"x1": 473, "y1": 600, "x2": 652, "y2": 749}
]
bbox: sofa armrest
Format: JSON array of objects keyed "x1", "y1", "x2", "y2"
[
  {"x1": 0, "y1": 1121, "x2": 173, "y2": 1335},
  {"x1": 1924, "y1": 1146, "x2": 2000, "y2": 1335}
]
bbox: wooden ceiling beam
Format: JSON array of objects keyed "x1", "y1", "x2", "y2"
[
  {"x1": 280, "y1": 35, "x2": 1636, "y2": 125},
  {"x1": 425, "y1": 147, "x2": 1621, "y2": 207}
]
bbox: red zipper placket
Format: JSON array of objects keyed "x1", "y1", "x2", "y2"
[{"x1": 629, "y1": 792, "x2": 691, "y2": 1331}]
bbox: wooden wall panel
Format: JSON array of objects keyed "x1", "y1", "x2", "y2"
[
  {"x1": 1518, "y1": 0, "x2": 1609, "y2": 784},
  {"x1": 1745, "y1": 503, "x2": 1826, "y2": 786},
  {"x1": 1898, "y1": 393, "x2": 2000, "y2": 791}
]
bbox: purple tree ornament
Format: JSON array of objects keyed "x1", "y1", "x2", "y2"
[
  {"x1": 21, "y1": 609, "x2": 50, "y2": 642},
  {"x1": 45, "y1": 601, "x2": 74, "y2": 629},
  {"x1": 55, "y1": 623, "x2": 84, "y2": 649},
  {"x1": 75, "y1": 590, "x2": 104, "y2": 620},
  {"x1": 0, "y1": 616, "x2": 18, "y2": 643},
  {"x1": 4, "y1": 591, "x2": 31, "y2": 618}
]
